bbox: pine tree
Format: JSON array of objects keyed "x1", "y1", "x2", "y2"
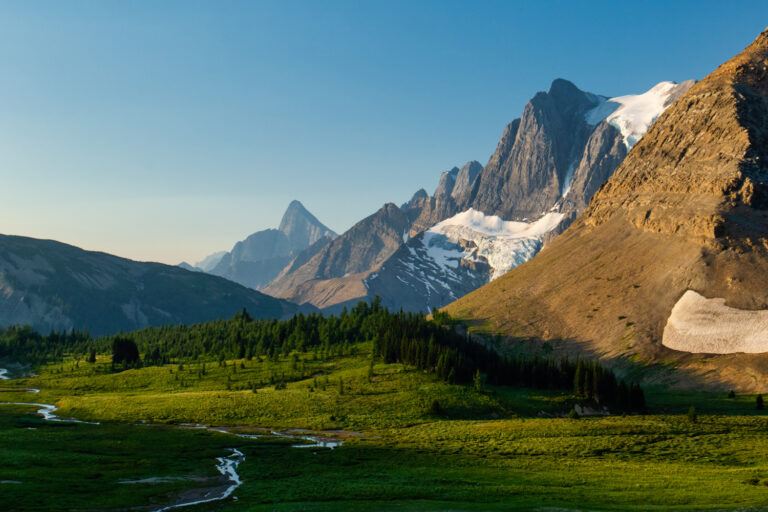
[
  {"x1": 473, "y1": 369, "x2": 485, "y2": 393},
  {"x1": 573, "y1": 360, "x2": 583, "y2": 397},
  {"x1": 688, "y1": 405, "x2": 697, "y2": 424},
  {"x1": 757, "y1": 394, "x2": 764, "y2": 410}
]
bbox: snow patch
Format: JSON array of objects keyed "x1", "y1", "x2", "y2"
[
  {"x1": 663, "y1": 290, "x2": 768, "y2": 354},
  {"x1": 585, "y1": 81, "x2": 689, "y2": 149},
  {"x1": 560, "y1": 162, "x2": 576, "y2": 197}
]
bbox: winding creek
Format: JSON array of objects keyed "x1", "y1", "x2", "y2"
[{"x1": 0, "y1": 368, "x2": 343, "y2": 510}]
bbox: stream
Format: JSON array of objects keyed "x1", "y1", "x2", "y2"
[{"x1": 0, "y1": 368, "x2": 343, "y2": 510}]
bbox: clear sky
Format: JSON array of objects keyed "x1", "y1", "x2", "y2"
[{"x1": 1, "y1": 1, "x2": 766, "y2": 265}]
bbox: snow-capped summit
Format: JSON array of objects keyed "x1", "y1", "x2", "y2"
[{"x1": 585, "y1": 80, "x2": 696, "y2": 149}]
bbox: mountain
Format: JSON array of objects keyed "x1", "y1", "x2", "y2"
[
  {"x1": 444, "y1": 30, "x2": 768, "y2": 391},
  {"x1": 206, "y1": 201, "x2": 336, "y2": 290},
  {"x1": 278, "y1": 200, "x2": 337, "y2": 255},
  {"x1": 0, "y1": 234, "x2": 307, "y2": 336},
  {"x1": 365, "y1": 79, "x2": 693, "y2": 313},
  {"x1": 264, "y1": 203, "x2": 412, "y2": 310},
  {"x1": 195, "y1": 251, "x2": 227, "y2": 272},
  {"x1": 366, "y1": 209, "x2": 563, "y2": 311},
  {"x1": 263, "y1": 79, "x2": 691, "y2": 313}
]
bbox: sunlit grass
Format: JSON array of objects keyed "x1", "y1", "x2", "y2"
[{"x1": 5, "y1": 344, "x2": 768, "y2": 510}]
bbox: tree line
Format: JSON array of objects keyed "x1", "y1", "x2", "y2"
[
  {"x1": 0, "y1": 298, "x2": 644, "y2": 411},
  {"x1": 374, "y1": 309, "x2": 644, "y2": 411}
]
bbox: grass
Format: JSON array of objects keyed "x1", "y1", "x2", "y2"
[
  {"x1": 0, "y1": 404, "x2": 244, "y2": 511},
  {"x1": 5, "y1": 345, "x2": 768, "y2": 510},
  {"x1": 2, "y1": 342, "x2": 571, "y2": 428}
]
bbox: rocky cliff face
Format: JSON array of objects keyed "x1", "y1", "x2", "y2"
[
  {"x1": 0, "y1": 234, "x2": 305, "y2": 336},
  {"x1": 206, "y1": 201, "x2": 336, "y2": 290},
  {"x1": 444, "y1": 30, "x2": 768, "y2": 392},
  {"x1": 469, "y1": 79, "x2": 598, "y2": 220}
]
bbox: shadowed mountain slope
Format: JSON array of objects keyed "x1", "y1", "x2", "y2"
[{"x1": 0, "y1": 234, "x2": 306, "y2": 335}]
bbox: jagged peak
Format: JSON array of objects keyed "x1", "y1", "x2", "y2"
[
  {"x1": 460, "y1": 160, "x2": 482, "y2": 172},
  {"x1": 278, "y1": 200, "x2": 336, "y2": 252}
]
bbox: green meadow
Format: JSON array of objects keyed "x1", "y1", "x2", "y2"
[{"x1": 4, "y1": 343, "x2": 768, "y2": 511}]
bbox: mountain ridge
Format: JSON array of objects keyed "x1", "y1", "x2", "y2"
[
  {"x1": 0, "y1": 233, "x2": 307, "y2": 336},
  {"x1": 443, "y1": 29, "x2": 768, "y2": 392}
]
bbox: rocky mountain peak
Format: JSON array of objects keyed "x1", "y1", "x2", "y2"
[
  {"x1": 434, "y1": 167, "x2": 460, "y2": 198},
  {"x1": 451, "y1": 161, "x2": 482, "y2": 203},
  {"x1": 583, "y1": 29, "x2": 768, "y2": 235},
  {"x1": 278, "y1": 200, "x2": 336, "y2": 255}
]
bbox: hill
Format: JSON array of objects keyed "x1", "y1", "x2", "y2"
[{"x1": 0, "y1": 234, "x2": 306, "y2": 335}]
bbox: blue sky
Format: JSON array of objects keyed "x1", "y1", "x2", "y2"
[{"x1": 1, "y1": 1, "x2": 766, "y2": 264}]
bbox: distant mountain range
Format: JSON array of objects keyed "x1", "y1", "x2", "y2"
[
  {"x1": 0, "y1": 74, "x2": 694, "y2": 335},
  {"x1": 445, "y1": 30, "x2": 768, "y2": 391},
  {"x1": 254, "y1": 79, "x2": 693, "y2": 312},
  {"x1": 0, "y1": 234, "x2": 308, "y2": 335},
  {"x1": 185, "y1": 200, "x2": 336, "y2": 290}
]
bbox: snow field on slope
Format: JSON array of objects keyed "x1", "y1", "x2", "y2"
[{"x1": 585, "y1": 81, "x2": 685, "y2": 149}]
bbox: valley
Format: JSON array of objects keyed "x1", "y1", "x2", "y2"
[
  {"x1": 3, "y1": 6, "x2": 768, "y2": 511},
  {"x1": 4, "y1": 345, "x2": 768, "y2": 511}
]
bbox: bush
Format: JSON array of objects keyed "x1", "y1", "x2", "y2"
[{"x1": 568, "y1": 408, "x2": 580, "y2": 419}]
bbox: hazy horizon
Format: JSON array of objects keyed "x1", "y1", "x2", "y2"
[{"x1": 2, "y1": 0, "x2": 767, "y2": 265}]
